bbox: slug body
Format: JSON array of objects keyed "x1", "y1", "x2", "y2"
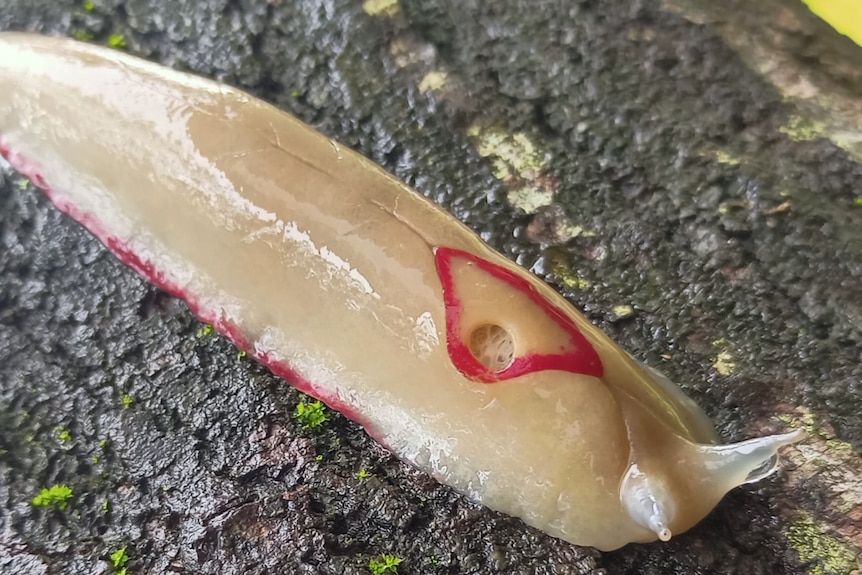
[{"x1": 0, "y1": 33, "x2": 802, "y2": 551}]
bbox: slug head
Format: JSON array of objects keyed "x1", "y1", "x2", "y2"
[{"x1": 618, "y1": 426, "x2": 805, "y2": 543}]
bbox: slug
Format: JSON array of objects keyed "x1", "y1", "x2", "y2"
[{"x1": 0, "y1": 33, "x2": 803, "y2": 551}]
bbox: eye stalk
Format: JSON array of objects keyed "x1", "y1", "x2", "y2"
[{"x1": 620, "y1": 464, "x2": 675, "y2": 542}]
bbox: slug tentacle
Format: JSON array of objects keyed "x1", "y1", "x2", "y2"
[
  {"x1": 620, "y1": 464, "x2": 675, "y2": 542},
  {"x1": 696, "y1": 429, "x2": 806, "y2": 486}
]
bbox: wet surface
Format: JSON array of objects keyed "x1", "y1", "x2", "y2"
[{"x1": 1, "y1": 0, "x2": 861, "y2": 573}]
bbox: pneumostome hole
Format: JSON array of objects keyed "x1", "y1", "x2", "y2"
[{"x1": 468, "y1": 323, "x2": 515, "y2": 372}]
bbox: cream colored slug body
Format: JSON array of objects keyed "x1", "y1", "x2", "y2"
[{"x1": 0, "y1": 33, "x2": 802, "y2": 551}]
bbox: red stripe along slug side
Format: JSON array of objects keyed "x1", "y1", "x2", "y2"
[{"x1": 0, "y1": 33, "x2": 803, "y2": 551}]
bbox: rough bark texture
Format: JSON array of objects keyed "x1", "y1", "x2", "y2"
[{"x1": 1, "y1": 1, "x2": 860, "y2": 574}]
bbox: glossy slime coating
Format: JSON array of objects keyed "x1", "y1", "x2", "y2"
[{"x1": 0, "y1": 33, "x2": 803, "y2": 551}]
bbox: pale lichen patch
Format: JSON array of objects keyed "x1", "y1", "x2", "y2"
[
  {"x1": 388, "y1": 37, "x2": 436, "y2": 69},
  {"x1": 362, "y1": 0, "x2": 400, "y2": 17},
  {"x1": 418, "y1": 70, "x2": 449, "y2": 94},
  {"x1": 779, "y1": 408, "x2": 862, "y2": 550},
  {"x1": 713, "y1": 351, "x2": 735, "y2": 375},
  {"x1": 711, "y1": 344, "x2": 735, "y2": 375},
  {"x1": 560, "y1": 223, "x2": 587, "y2": 240},
  {"x1": 468, "y1": 125, "x2": 558, "y2": 215},
  {"x1": 786, "y1": 512, "x2": 860, "y2": 575},
  {"x1": 781, "y1": 115, "x2": 827, "y2": 142},
  {"x1": 468, "y1": 125, "x2": 550, "y2": 182},
  {"x1": 524, "y1": 205, "x2": 593, "y2": 246},
  {"x1": 713, "y1": 149, "x2": 741, "y2": 165},
  {"x1": 561, "y1": 275, "x2": 591, "y2": 291},
  {"x1": 611, "y1": 305, "x2": 635, "y2": 320},
  {"x1": 508, "y1": 185, "x2": 554, "y2": 214}
]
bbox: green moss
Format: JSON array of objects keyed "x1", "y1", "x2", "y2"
[
  {"x1": 786, "y1": 513, "x2": 857, "y2": 575},
  {"x1": 356, "y1": 468, "x2": 372, "y2": 479},
  {"x1": 31, "y1": 485, "x2": 73, "y2": 510},
  {"x1": 121, "y1": 394, "x2": 133, "y2": 408},
  {"x1": 368, "y1": 554, "x2": 402, "y2": 575},
  {"x1": 196, "y1": 323, "x2": 213, "y2": 338},
  {"x1": 55, "y1": 426, "x2": 72, "y2": 443},
  {"x1": 236, "y1": 350, "x2": 247, "y2": 360},
  {"x1": 93, "y1": 439, "x2": 109, "y2": 464},
  {"x1": 550, "y1": 258, "x2": 591, "y2": 291},
  {"x1": 72, "y1": 30, "x2": 95, "y2": 41},
  {"x1": 82, "y1": 0, "x2": 95, "y2": 11},
  {"x1": 110, "y1": 546, "x2": 130, "y2": 574},
  {"x1": 854, "y1": 197, "x2": 862, "y2": 207},
  {"x1": 107, "y1": 35, "x2": 126, "y2": 50},
  {"x1": 294, "y1": 398, "x2": 328, "y2": 429},
  {"x1": 102, "y1": 499, "x2": 110, "y2": 513}
]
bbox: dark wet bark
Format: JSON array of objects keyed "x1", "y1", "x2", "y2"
[{"x1": 1, "y1": 0, "x2": 860, "y2": 574}]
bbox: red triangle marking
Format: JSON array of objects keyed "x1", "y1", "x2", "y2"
[{"x1": 434, "y1": 247, "x2": 603, "y2": 382}]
